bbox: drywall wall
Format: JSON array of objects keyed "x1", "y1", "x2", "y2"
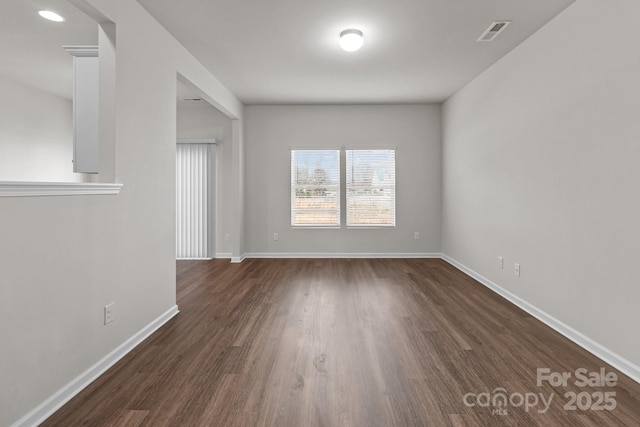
[
  {"x1": 442, "y1": 0, "x2": 640, "y2": 368},
  {"x1": 0, "y1": 75, "x2": 87, "y2": 182},
  {"x1": 0, "y1": 0, "x2": 243, "y2": 425},
  {"x1": 177, "y1": 102, "x2": 234, "y2": 256},
  {"x1": 244, "y1": 104, "x2": 441, "y2": 255}
]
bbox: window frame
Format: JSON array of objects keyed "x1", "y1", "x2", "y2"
[
  {"x1": 345, "y1": 148, "x2": 396, "y2": 228},
  {"x1": 290, "y1": 148, "x2": 342, "y2": 228}
]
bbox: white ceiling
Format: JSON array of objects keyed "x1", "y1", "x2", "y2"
[
  {"x1": 139, "y1": 0, "x2": 575, "y2": 104},
  {"x1": 1, "y1": 0, "x2": 575, "y2": 104},
  {"x1": 0, "y1": 0, "x2": 97, "y2": 99}
]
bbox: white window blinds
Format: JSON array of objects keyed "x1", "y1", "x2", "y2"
[
  {"x1": 346, "y1": 149, "x2": 396, "y2": 227},
  {"x1": 291, "y1": 150, "x2": 341, "y2": 227}
]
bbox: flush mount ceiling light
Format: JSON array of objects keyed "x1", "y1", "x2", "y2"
[
  {"x1": 38, "y1": 10, "x2": 65, "y2": 22},
  {"x1": 339, "y1": 29, "x2": 364, "y2": 52}
]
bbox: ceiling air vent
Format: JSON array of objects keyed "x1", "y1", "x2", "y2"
[
  {"x1": 477, "y1": 21, "x2": 511, "y2": 42},
  {"x1": 179, "y1": 97, "x2": 204, "y2": 103}
]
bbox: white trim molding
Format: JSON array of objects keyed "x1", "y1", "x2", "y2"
[
  {"x1": 243, "y1": 252, "x2": 441, "y2": 259},
  {"x1": 0, "y1": 182, "x2": 123, "y2": 197},
  {"x1": 177, "y1": 138, "x2": 217, "y2": 144},
  {"x1": 62, "y1": 45, "x2": 98, "y2": 57},
  {"x1": 441, "y1": 254, "x2": 640, "y2": 384},
  {"x1": 10, "y1": 305, "x2": 179, "y2": 427}
]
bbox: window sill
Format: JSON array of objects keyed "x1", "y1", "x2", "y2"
[
  {"x1": 291, "y1": 226, "x2": 341, "y2": 230},
  {"x1": 0, "y1": 181, "x2": 123, "y2": 197},
  {"x1": 347, "y1": 225, "x2": 396, "y2": 229}
]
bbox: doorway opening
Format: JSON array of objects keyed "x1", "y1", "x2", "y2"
[{"x1": 176, "y1": 76, "x2": 233, "y2": 260}]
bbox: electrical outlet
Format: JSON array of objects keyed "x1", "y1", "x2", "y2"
[
  {"x1": 104, "y1": 303, "x2": 114, "y2": 325},
  {"x1": 225, "y1": 233, "x2": 231, "y2": 242},
  {"x1": 414, "y1": 232, "x2": 420, "y2": 240},
  {"x1": 514, "y1": 263, "x2": 520, "y2": 277},
  {"x1": 498, "y1": 256, "x2": 504, "y2": 269},
  {"x1": 273, "y1": 232, "x2": 279, "y2": 241}
]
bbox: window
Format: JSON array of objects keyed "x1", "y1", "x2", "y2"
[
  {"x1": 291, "y1": 150, "x2": 340, "y2": 227},
  {"x1": 346, "y1": 149, "x2": 396, "y2": 227}
]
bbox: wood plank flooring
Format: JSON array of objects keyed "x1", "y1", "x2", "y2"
[{"x1": 43, "y1": 258, "x2": 640, "y2": 426}]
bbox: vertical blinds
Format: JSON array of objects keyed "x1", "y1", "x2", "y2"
[
  {"x1": 291, "y1": 150, "x2": 341, "y2": 226},
  {"x1": 176, "y1": 143, "x2": 214, "y2": 259},
  {"x1": 346, "y1": 149, "x2": 396, "y2": 227}
]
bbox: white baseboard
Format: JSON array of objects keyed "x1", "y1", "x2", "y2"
[
  {"x1": 242, "y1": 252, "x2": 441, "y2": 259},
  {"x1": 11, "y1": 305, "x2": 179, "y2": 427},
  {"x1": 176, "y1": 254, "x2": 233, "y2": 260},
  {"x1": 441, "y1": 254, "x2": 640, "y2": 384}
]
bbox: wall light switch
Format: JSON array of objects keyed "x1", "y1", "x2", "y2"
[
  {"x1": 104, "y1": 303, "x2": 115, "y2": 325},
  {"x1": 515, "y1": 263, "x2": 521, "y2": 277},
  {"x1": 498, "y1": 256, "x2": 504, "y2": 269},
  {"x1": 414, "y1": 232, "x2": 420, "y2": 240},
  {"x1": 273, "y1": 232, "x2": 279, "y2": 241}
]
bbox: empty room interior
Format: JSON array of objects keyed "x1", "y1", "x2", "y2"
[{"x1": 2, "y1": 0, "x2": 640, "y2": 426}]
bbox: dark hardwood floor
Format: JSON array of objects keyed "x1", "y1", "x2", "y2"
[{"x1": 43, "y1": 258, "x2": 640, "y2": 426}]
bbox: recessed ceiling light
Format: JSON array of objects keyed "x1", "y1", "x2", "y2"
[
  {"x1": 339, "y1": 29, "x2": 364, "y2": 52},
  {"x1": 38, "y1": 10, "x2": 65, "y2": 22}
]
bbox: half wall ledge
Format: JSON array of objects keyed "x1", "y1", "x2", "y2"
[{"x1": 0, "y1": 182, "x2": 123, "y2": 197}]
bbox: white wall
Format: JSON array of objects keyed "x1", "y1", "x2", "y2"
[
  {"x1": 0, "y1": 75, "x2": 88, "y2": 182},
  {"x1": 177, "y1": 102, "x2": 234, "y2": 256},
  {"x1": 442, "y1": 0, "x2": 640, "y2": 368},
  {"x1": 244, "y1": 104, "x2": 441, "y2": 255},
  {"x1": 0, "y1": 0, "x2": 243, "y2": 425}
]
